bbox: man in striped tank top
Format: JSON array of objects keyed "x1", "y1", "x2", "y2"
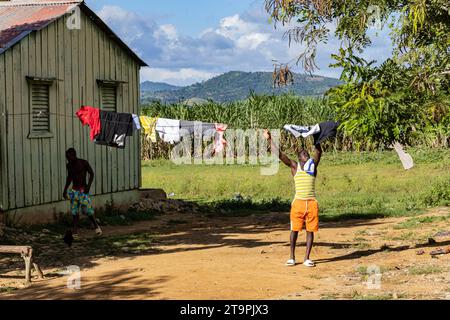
[{"x1": 264, "y1": 130, "x2": 322, "y2": 267}]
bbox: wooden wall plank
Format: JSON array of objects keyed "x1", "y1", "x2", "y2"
[
  {"x1": 63, "y1": 16, "x2": 74, "y2": 200},
  {"x1": 131, "y1": 60, "x2": 138, "y2": 189},
  {"x1": 105, "y1": 38, "x2": 112, "y2": 194},
  {"x1": 12, "y1": 44, "x2": 25, "y2": 208},
  {"x1": 0, "y1": 54, "x2": 8, "y2": 210},
  {"x1": 28, "y1": 33, "x2": 39, "y2": 206},
  {"x1": 109, "y1": 41, "x2": 118, "y2": 192},
  {"x1": 40, "y1": 27, "x2": 52, "y2": 204},
  {"x1": 116, "y1": 47, "x2": 125, "y2": 192},
  {"x1": 136, "y1": 62, "x2": 142, "y2": 189},
  {"x1": 79, "y1": 14, "x2": 87, "y2": 162},
  {"x1": 20, "y1": 38, "x2": 32, "y2": 207},
  {"x1": 92, "y1": 21, "x2": 102, "y2": 196},
  {"x1": 5, "y1": 50, "x2": 16, "y2": 209},
  {"x1": 47, "y1": 22, "x2": 59, "y2": 202},
  {"x1": 56, "y1": 18, "x2": 66, "y2": 201},
  {"x1": 85, "y1": 14, "x2": 96, "y2": 195},
  {"x1": 99, "y1": 31, "x2": 108, "y2": 194}
]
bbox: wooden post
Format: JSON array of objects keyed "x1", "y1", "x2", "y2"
[
  {"x1": 22, "y1": 253, "x2": 32, "y2": 285},
  {"x1": 0, "y1": 245, "x2": 44, "y2": 284}
]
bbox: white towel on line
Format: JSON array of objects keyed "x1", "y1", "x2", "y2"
[{"x1": 155, "y1": 118, "x2": 181, "y2": 144}]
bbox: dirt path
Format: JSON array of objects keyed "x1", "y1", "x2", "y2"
[{"x1": 1, "y1": 208, "x2": 449, "y2": 300}]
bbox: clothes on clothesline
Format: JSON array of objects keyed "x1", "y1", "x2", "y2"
[
  {"x1": 393, "y1": 142, "x2": 414, "y2": 170},
  {"x1": 75, "y1": 106, "x2": 101, "y2": 141},
  {"x1": 75, "y1": 106, "x2": 228, "y2": 151},
  {"x1": 283, "y1": 124, "x2": 320, "y2": 138},
  {"x1": 313, "y1": 121, "x2": 340, "y2": 145},
  {"x1": 213, "y1": 123, "x2": 228, "y2": 154},
  {"x1": 180, "y1": 120, "x2": 216, "y2": 139},
  {"x1": 155, "y1": 118, "x2": 181, "y2": 144},
  {"x1": 140, "y1": 116, "x2": 158, "y2": 142},
  {"x1": 284, "y1": 121, "x2": 340, "y2": 146},
  {"x1": 95, "y1": 111, "x2": 134, "y2": 149},
  {"x1": 132, "y1": 114, "x2": 141, "y2": 131}
]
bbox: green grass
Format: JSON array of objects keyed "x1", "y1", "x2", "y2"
[
  {"x1": 0, "y1": 287, "x2": 17, "y2": 294},
  {"x1": 408, "y1": 265, "x2": 445, "y2": 275},
  {"x1": 394, "y1": 215, "x2": 450, "y2": 229},
  {"x1": 352, "y1": 293, "x2": 395, "y2": 300},
  {"x1": 142, "y1": 149, "x2": 450, "y2": 219}
]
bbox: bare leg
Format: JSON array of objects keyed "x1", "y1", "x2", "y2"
[
  {"x1": 88, "y1": 215, "x2": 99, "y2": 229},
  {"x1": 81, "y1": 206, "x2": 99, "y2": 230},
  {"x1": 72, "y1": 213, "x2": 80, "y2": 234},
  {"x1": 290, "y1": 231, "x2": 299, "y2": 260},
  {"x1": 304, "y1": 232, "x2": 314, "y2": 261}
]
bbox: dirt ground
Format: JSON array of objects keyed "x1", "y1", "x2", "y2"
[{"x1": 0, "y1": 207, "x2": 449, "y2": 300}]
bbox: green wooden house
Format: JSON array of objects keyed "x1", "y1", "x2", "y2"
[{"x1": 0, "y1": 0, "x2": 147, "y2": 225}]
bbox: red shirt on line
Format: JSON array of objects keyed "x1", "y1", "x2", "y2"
[{"x1": 76, "y1": 106, "x2": 101, "y2": 140}]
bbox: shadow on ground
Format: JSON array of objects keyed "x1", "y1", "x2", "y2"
[{"x1": 0, "y1": 270, "x2": 169, "y2": 300}]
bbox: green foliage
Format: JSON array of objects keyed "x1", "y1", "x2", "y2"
[
  {"x1": 265, "y1": 0, "x2": 450, "y2": 148},
  {"x1": 327, "y1": 55, "x2": 432, "y2": 147},
  {"x1": 141, "y1": 93, "x2": 448, "y2": 159},
  {"x1": 420, "y1": 178, "x2": 450, "y2": 207}
]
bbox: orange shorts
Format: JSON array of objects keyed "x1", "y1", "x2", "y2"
[{"x1": 290, "y1": 199, "x2": 319, "y2": 232}]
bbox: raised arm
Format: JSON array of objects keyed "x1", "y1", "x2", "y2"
[
  {"x1": 313, "y1": 143, "x2": 322, "y2": 167},
  {"x1": 264, "y1": 129, "x2": 297, "y2": 175}
]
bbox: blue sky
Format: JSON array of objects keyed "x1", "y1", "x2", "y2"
[
  {"x1": 86, "y1": 0, "x2": 259, "y2": 36},
  {"x1": 85, "y1": 0, "x2": 393, "y2": 86}
]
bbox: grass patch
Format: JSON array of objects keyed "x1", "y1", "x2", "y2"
[
  {"x1": 353, "y1": 294, "x2": 394, "y2": 300},
  {"x1": 353, "y1": 242, "x2": 371, "y2": 250},
  {"x1": 346, "y1": 290, "x2": 394, "y2": 300},
  {"x1": 388, "y1": 232, "x2": 419, "y2": 241},
  {"x1": 356, "y1": 265, "x2": 395, "y2": 275},
  {"x1": 408, "y1": 265, "x2": 444, "y2": 275},
  {"x1": 394, "y1": 215, "x2": 449, "y2": 229},
  {"x1": 142, "y1": 149, "x2": 449, "y2": 220},
  {"x1": 320, "y1": 294, "x2": 338, "y2": 300},
  {"x1": 65, "y1": 232, "x2": 161, "y2": 257},
  {"x1": 0, "y1": 287, "x2": 17, "y2": 294}
]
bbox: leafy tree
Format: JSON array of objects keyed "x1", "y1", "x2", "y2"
[{"x1": 265, "y1": 0, "x2": 449, "y2": 147}]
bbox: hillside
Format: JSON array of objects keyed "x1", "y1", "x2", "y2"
[
  {"x1": 141, "y1": 71, "x2": 341, "y2": 104},
  {"x1": 140, "y1": 81, "x2": 181, "y2": 93}
]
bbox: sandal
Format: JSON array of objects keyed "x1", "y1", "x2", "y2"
[
  {"x1": 285, "y1": 259, "x2": 296, "y2": 266},
  {"x1": 95, "y1": 227, "x2": 103, "y2": 236},
  {"x1": 303, "y1": 259, "x2": 315, "y2": 267}
]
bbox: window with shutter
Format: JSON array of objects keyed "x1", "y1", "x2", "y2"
[
  {"x1": 101, "y1": 85, "x2": 117, "y2": 112},
  {"x1": 31, "y1": 83, "x2": 50, "y2": 132},
  {"x1": 28, "y1": 80, "x2": 53, "y2": 138}
]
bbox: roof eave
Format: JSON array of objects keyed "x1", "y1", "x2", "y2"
[{"x1": 79, "y1": 3, "x2": 148, "y2": 67}]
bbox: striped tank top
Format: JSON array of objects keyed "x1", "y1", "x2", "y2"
[{"x1": 294, "y1": 159, "x2": 316, "y2": 200}]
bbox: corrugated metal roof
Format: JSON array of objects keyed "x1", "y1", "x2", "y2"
[{"x1": 0, "y1": 0, "x2": 147, "y2": 66}]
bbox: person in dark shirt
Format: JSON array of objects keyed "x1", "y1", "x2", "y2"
[{"x1": 63, "y1": 148, "x2": 102, "y2": 237}]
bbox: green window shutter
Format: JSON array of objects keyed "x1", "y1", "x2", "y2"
[
  {"x1": 101, "y1": 85, "x2": 117, "y2": 112},
  {"x1": 31, "y1": 83, "x2": 50, "y2": 133}
]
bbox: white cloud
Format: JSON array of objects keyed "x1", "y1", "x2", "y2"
[
  {"x1": 155, "y1": 24, "x2": 178, "y2": 41},
  {"x1": 95, "y1": 3, "x2": 393, "y2": 86}
]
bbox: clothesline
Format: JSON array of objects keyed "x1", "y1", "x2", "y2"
[{"x1": 1, "y1": 112, "x2": 222, "y2": 127}]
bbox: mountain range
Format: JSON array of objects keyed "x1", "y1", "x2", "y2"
[{"x1": 140, "y1": 71, "x2": 341, "y2": 104}]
